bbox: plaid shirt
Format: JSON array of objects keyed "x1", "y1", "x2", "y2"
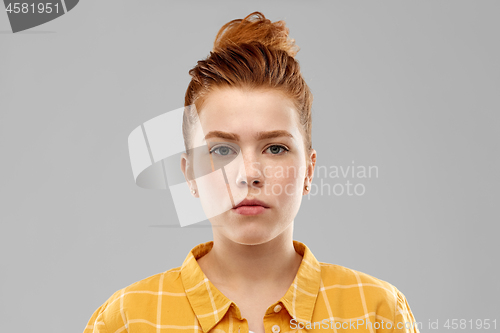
[{"x1": 84, "y1": 241, "x2": 420, "y2": 333}]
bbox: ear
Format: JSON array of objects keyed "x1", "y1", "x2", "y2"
[
  {"x1": 303, "y1": 148, "x2": 317, "y2": 195},
  {"x1": 180, "y1": 152, "x2": 198, "y2": 197}
]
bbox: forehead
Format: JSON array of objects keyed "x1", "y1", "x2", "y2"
[{"x1": 197, "y1": 87, "x2": 300, "y2": 136}]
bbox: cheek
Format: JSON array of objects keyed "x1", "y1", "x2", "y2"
[
  {"x1": 266, "y1": 161, "x2": 305, "y2": 199},
  {"x1": 192, "y1": 154, "x2": 236, "y2": 219},
  {"x1": 197, "y1": 172, "x2": 234, "y2": 219}
]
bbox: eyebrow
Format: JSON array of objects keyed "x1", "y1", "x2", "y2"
[{"x1": 204, "y1": 130, "x2": 294, "y2": 141}]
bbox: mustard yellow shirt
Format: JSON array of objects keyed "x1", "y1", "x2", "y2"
[{"x1": 83, "y1": 241, "x2": 420, "y2": 333}]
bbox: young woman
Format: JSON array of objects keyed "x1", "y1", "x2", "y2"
[{"x1": 84, "y1": 12, "x2": 419, "y2": 333}]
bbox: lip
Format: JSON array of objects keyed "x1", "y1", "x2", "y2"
[
  {"x1": 232, "y1": 198, "x2": 270, "y2": 215},
  {"x1": 234, "y1": 198, "x2": 270, "y2": 209}
]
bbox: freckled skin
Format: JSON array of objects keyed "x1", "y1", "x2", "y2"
[{"x1": 187, "y1": 87, "x2": 314, "y2": 245}]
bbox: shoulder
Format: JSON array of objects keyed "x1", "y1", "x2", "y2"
[
  {"x1": 319, "y1": 262, "x2": 400, "y2": 315},
  {"x1": 317, "y1": 263, "x2": 419, "y2": 332},
  {"x1": 319, "y1": 262, "x2": 398, "y2": 294},
  {"x1": 84, "y1": 267, "x2": 183, "y2": 333},
  {"x1": 106, "y1": 266, "x2": 183, "y2": 306},
  {"x1": 121, "y1": 266, "x2": 183, "y2": 294}
]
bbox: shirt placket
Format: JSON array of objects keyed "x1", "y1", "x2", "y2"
[{"x1": 230, "y1": 301, "x2": 287, "y2": 333}]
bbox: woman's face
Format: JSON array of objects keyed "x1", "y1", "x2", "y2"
[{"x1": 181, "y1": 87, "x2": 316, "y2": 245}]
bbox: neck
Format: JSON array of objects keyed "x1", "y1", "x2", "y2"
[{"x1": 200, "y1": 222, "x2": 302, "y2": 291}]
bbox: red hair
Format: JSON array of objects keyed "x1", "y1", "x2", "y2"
[{"x1": 183, "y1": 12, "x2": 313, "y2": 154}]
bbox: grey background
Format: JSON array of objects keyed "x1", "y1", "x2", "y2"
[{"x1": 1, "y1": 1, "x2": 498, "y2": 332}]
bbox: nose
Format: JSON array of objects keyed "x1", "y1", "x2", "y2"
[{"x1": 235, "y1": 154, "x2": 264, "y2": 188}]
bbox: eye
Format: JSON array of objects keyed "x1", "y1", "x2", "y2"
[
  {"x1": 209, "y1": 145, "x2": 238, "y2": 156},
  {"x1": 265, "y1": 145, "x2": 289, "y2": 155}
]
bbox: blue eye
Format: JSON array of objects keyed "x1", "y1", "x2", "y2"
[
  {"x1": 266, "y1": 145, "x2": 289, "y2": 155},
  {"x1": 210, "y1": 145, "x2": 237, "y2": 156}
]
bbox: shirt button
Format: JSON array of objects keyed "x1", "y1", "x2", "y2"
[
  {"x1": 272, "y1": 325, "x2": 280, "y2": 333},
  {"x1": 273, "y1": 304, "x2": 282, "y2": 313}
]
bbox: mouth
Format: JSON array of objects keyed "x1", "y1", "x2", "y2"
[{"x1": 232, "y1": 198, "x2": 269, "y2": 215}]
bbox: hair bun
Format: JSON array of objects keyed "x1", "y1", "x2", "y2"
[{"x1": 213, "y1": 11, "x2": 300, "y2": 58}]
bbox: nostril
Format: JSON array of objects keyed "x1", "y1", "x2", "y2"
[{"x1": 239, "y1": 179, "x2": 262, "y2": 186}]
